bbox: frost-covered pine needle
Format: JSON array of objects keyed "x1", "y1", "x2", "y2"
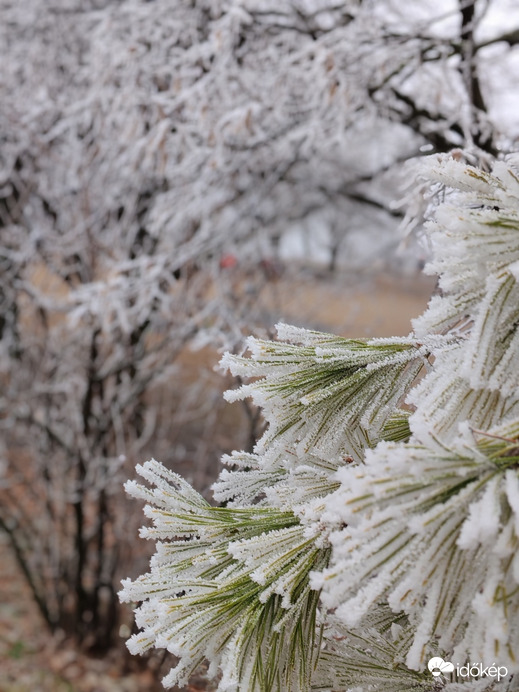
[{"x1": 121, "y1": 157, "x2": 519, "y2": 691}]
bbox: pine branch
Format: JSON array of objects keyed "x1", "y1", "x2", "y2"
[
  {"x1": 119, "y1": 460, "x2": 330, "y2": 691},
  {"x1": 221, "y1": 326, "x2": 450, "y2": 464},
  {"x1": 121, "y1": 157, "x2": 519, "y2": 690}
]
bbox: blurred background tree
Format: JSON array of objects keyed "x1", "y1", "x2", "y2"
[{"x1": 0, "y1": 0, "x2": 518, "y2": 670}]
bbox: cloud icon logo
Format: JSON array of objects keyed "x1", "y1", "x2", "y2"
[{"x1": 428, "y1": 657, "x2": 454, "y2": 677}]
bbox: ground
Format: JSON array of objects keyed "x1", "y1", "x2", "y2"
[{"x1": 0, "y1": 268, "x2": 435, "y2": 692}]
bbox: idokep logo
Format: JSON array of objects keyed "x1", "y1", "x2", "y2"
[
  {"x1": 428, "y1": 657, "x2": 454, "y2": 677},
  {"x1": 428, "y1": 657, "x2": 509, "y2": 683}
]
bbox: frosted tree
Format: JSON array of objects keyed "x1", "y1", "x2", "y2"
[
  {"x1": 2, "y1": 0, "x2": 519, "y2": 276},
  {"x1": 121, "y1": 154, "x2": 519, "y2": 691}
]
